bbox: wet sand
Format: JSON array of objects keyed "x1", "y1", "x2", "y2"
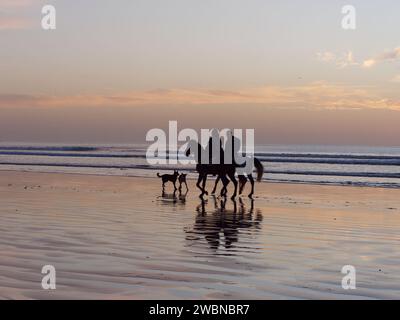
[{"x1": 0, "y1": 171, "x2": 399, "y2": 299}]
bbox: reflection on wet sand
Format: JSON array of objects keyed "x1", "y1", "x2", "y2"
[
  {"x1": 157, "y1": 189, "x2": 188, "y2": 207},
  {"x1": 185, "y1": 197, "x2": 263, "y2": 253}
]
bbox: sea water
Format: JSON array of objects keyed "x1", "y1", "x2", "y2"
[{"x1": 0, "y1": 143, "x2": 399, "y2": 188}]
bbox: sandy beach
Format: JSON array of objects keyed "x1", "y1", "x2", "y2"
[{"x1": 0, "y1": 171, "x2": 399, "y2": 299}]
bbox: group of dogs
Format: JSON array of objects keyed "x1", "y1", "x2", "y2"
[
  {"x1": 157, "y1": 171, "x2": 188, "y2": 192},
  {"x1": 157, "y1": 169, "x2": 257, "y2": 198}
]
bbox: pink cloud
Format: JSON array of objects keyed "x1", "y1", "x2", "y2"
[
  {"x1": 1, "y1": 83, "x2": 399, "y2": 111},
  {"x1": 363, "y1": 47, "x2": 400, "y2": 68}
]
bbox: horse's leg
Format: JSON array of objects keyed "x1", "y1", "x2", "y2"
[
  {"x1": 202, "y1": 174, "x2": 208, "y2": 195},
  {"x1": 220, "y1": 197, "x2": 227, "y2": 211},
  {"x1": 218, "y1": 175, "x2": 224, "y2": 197},
  {"x1": 238, "y1": 175, "x2": 247, "y2": 195},
  {"x1": 212, "y1": 194, "x2": 218, "y2": 208},
  {"x1": 196, "y1": 174, "x2": 204, "y2": 197},
  {"x1": 218, "y1": 175, "x2": 223, "y2": 197},
  {"x1": 248, "y1": 174, "x2": 254, "y2": 198},
  {"x1": 228, "y1": 172, "x2": 238, "y2": 199},
  {"x1": 221, "y1": 186, "x2": 226, "y2": 197},
  {"x1": 184, "y1": 181, "x2": 189, "y2": 191},
  {"x1": 211, "y1": 176, "x2": 220, "y2": 194},
  {"x1": 232, "y1": 197, "x2": 237, "y2": 213},
  {"x1": 223, "y1": 175, "x2": 230, "y2": 197}
]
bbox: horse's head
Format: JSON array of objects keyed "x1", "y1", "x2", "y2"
[
  {"x1": 185, "y1": 147, "x2": 191, "y2": 157},
  {"x1": 183, "y1": 139, "x2": 204, "y2": 164},
  {"x1": 183, "y1": 139, "x2": 198, "y2": 157}
]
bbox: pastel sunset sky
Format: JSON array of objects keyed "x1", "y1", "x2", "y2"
[{"x1": 1, "y1": 0, "x2": 399, "y2": 145}]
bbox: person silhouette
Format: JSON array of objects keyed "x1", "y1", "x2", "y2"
[
  {"x1": 224, "y1": 130, "x2": 243, "y2": 166},
  {"x1": 205, "y1": 128, "x2": 224, "y2": 165}
]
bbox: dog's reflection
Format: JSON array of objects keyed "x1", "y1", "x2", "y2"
[
  {"x1": 186, "y1": 197, "x2": 263, "y2": 250},
  {"x1": 157, "y1": 189, "x2": 188, "y2": 207}
]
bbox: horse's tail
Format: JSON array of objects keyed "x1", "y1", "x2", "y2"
[
  {"x1": 157, "y1": 173, "x2": 161, "y2": 177},
  {"x1": 254, "y1": 157, "x2": 264, "y2": 182}
]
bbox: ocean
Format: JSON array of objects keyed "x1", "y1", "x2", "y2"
[{"x1": 0, "y1": 143, "x2": 399, "y2": 188}]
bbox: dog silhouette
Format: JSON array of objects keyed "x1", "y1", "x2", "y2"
[{"x1": 157, "y1": 170, "x2": 179, "y2": 190}]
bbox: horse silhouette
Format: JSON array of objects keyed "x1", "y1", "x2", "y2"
[
  {"x1": 211, "y1": 157, "x2": 264, "y2": 198},
  {"x1": 184, "y1": 139, "x2": 264, "y2": 199}
]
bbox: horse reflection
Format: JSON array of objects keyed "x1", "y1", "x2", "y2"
[{"x1": 186, "y1": 197, "x2": 262, "y2": 251}]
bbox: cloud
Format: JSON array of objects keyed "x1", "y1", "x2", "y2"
[
  {"x1": 317, "y1": 51, "x2": 359, "y2": 68},
  {"x1": 363, "y1": 47, "x2": 400, "y2": 68},
  {"x1": 337, "y1": 51, "x2": 359, "y2": 68},
  {"x1": 1, "y1": 82, "x2": 399, "y2": 111},
  {"x1": 362, "y1": 59, "x2": 376, "y2": 68},
  {"x1": 318, "y1": 47, "x2": 400, "y2": 70},
  {"x1": 316, "y1": 51, "x2": 336, "y2": 63}
]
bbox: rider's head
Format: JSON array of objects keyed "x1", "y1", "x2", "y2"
[{"x1": 210, "y1": 128, "x2": 219, "y2": 138}]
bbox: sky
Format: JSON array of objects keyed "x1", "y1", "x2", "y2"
[{"x1": 0, "y1": 0, "x2": 399, "y2": 145}]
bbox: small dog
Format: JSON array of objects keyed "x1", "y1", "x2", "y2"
[
  {"x1": 178, "y1": 173, "x2": 188, "y2": 191},
  {"x1": 157, "y1": 170, "x2": 179, "y2": 190}
]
